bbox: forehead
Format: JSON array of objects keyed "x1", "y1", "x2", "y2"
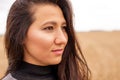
[
  {"x1": 29, "y1": 4, "x2": 66, "y2": 24},
  {"x1": 30, "y1": 4, "x2": 61, "y2": 17}
]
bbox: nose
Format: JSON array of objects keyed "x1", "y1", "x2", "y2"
[{"x1": 54, "y1": 29, "x2": 68, "y2": 45}]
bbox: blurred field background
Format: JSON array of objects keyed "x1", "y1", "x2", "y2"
[{"x1": 0, "y1": 31, "x2": 120, "y2": 80}]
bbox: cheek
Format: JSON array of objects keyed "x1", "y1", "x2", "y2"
[
  {"x1": 25, "y1": 31, "x2": 54, "y2": 54},
  {"x1": 65, "y1": 32, "x2": 68, "y2": 43}
]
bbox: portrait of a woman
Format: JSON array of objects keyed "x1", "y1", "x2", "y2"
[{"x1": 2, "y1": 0, "x2": 90, "y2": 80}]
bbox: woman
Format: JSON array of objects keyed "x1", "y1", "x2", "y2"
[{"x1": 2, "y1": 0, "x2": 90, "y2": 80}]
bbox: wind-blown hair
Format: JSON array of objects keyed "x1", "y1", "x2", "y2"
[{"x1": 4, "y1": 0, "x2": 90, "y2": 80}]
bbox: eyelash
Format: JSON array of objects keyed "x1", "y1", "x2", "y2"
[
  {"x1": 43, "y1": 26, "x2": 67, "y2": 31},
  {"x1": 43, "y1": 26, "x2": 53, "y2": 30}
]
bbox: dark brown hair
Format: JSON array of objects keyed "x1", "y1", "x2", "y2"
[{"x1": 4, "y1": 0, "x2": 90, "y2": 80}]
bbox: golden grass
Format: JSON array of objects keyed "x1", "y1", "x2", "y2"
[
  {"x1": 76, "y1": 31, "x2": 120, "y2": 80},
  {"x1": 0, "y1": 36, "x2": 8, "y2": 78},
  {"x1": 0, "y1": 31, "x2": 120, "y2": 80}
]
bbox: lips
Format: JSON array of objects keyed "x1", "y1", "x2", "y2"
[{"x1": 51, "y1": 49, "x2": 63, "y2": 55}]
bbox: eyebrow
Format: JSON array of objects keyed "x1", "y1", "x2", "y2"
[{"x1": 41, "y1": 21, "x2": 67, "y2": 26}]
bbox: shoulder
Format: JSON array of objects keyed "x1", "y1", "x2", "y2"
[{"x1": 2, "y1": 73, "x2": 17, "y2": 80}]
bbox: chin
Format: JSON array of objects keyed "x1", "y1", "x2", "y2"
[{"x1": 51, "y1": 58, "x2": 62, "y2": 65}]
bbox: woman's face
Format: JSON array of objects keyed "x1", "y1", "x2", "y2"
[{"x1": 23, "y1": 4, "x2": 68, "y2": 66}]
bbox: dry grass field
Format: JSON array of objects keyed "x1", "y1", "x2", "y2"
[
  {"x1": 0, "y1": 31, "x2": 120, "y2": 80},
  {"x1": 0, "y1": 36, "x2": 8, "y2": 78}
]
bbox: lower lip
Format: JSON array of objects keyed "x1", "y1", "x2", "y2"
[{"x1": 52, "y1": 49, "x2": 63, "y2": 55}]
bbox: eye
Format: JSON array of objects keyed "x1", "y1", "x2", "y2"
[
  {"x1": 62, "y1": 26, "x2": 67, "y2": 31},
  {"x1": 43, "y1": 26, "x2": 54, "y2": 31}
]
